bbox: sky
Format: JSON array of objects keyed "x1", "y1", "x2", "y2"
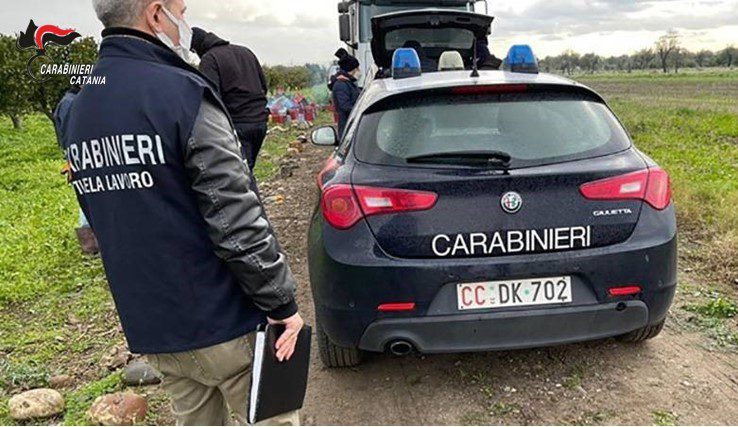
[{"x1": 2, "y1": 0, "x2": 737, "y2": 65}]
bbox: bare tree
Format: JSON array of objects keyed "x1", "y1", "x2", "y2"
[{"x1": 655, "y1": 30, "x2": 681, "y2": 73}]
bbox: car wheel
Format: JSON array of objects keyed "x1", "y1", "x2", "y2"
[
  {"x1": 316, "y1": 317, "x2": 363, "y2": 368},
  {"x1": 617, "y1": 318, "x2": 666, "y2": 342}
]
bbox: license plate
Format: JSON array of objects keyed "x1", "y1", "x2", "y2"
[{"x1": 457, "y1": 276, "x2": 572, "y2": 311}]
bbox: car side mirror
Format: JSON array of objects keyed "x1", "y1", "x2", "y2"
[
  {"x1": 339, "y1": 14, "x2": 351, "y2": 43},
  {"x1": 311, "y1": 126, "x2": 338, "y2": 147}
]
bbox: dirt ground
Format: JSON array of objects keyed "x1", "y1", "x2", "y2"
[{"x1": 259, "y1": 141, "x2": 738, "y2": 426}]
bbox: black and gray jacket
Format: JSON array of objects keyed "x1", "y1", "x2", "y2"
[{"x1": 60, "y1": 28, "x2": 296, "y2": 354}]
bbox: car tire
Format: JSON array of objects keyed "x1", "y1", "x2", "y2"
[
  {"x1": 617, "y1": 318, "x2": 666, "y2": 342},
  {"x1": 316, "y1": 318, "x2": 363, "y2": 368}
]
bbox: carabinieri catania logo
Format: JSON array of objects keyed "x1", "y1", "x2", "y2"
[{"x1": 16, "y1": 19, "x2": 103, "y2": 84}]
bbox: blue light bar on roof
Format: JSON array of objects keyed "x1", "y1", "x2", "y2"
[
  {"x1": 392, "y1": 48, "x2": 422, "y2": 79},
  {"x1": 505, "y1": 45, "x2": 539, "y2": 74}
]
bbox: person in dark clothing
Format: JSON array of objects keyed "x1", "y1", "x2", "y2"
[
  {"x1": 74, "y1": 1, "x2": 303, "y2": 424},
  {"x1": 54, "y1": 86, "x2": 81, "y2": 147},
  {"x1": 191, "y1": 27, "x2": 269, "y2": 170},
  {"x1": 329, "y1": 48, "x2": 361, "y2": 138},
  {"x1": 402, "y1": 40, "x2": 437, "y2": 72},
  {"x1": 53, "y1": 85, "x2": 99, "y2": 255},
  {"x1": 475, "y1": 38, "x2": 503, "y2": 70}
]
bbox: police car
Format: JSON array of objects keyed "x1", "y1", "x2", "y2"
[{"x1": 308, "y1": 10, "x2": 677, "y2": 367}]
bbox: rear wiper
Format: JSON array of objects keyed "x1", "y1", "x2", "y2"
[{"x1": 406, "y1": 150, "x2": 512, "y2": 168}]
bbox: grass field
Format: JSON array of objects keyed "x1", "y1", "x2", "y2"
[
  {"x1": 578, "y1": 69, "x2": 738, "y2": 350},
  {"x1": 0, "y1": 70, "x2": 736, "y2": 425},
  {"x1": 578, "y1": 70, "x2": 738, "y2": 287},
  {"x1": 0, "y1": 113, "x2": 329, "y2": 424}
]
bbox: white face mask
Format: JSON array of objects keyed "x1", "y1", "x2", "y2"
[{"x1": 156, "y1": 6, "x2": 199, "y2": 66}]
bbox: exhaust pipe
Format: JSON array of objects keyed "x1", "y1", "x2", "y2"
[{"x1": 388, "y1": 340, "x2": 414, "y2": 356}]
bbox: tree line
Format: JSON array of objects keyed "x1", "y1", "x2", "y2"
[
  {"x1": 1, "y1": 29, "x2": 735, "y2": 129},
  {"x1": 539, "y1": 30, "x2": 736, "y2": 75},
  {"x1": 263, "y1": 63, "x2": 328, "y2": 91},
  {"x1": 0, "y1": 34, "x2": 328, "y2": 130}
]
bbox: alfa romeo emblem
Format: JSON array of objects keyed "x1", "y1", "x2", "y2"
[{"x1": 501, "y1": 192, "x2": 522, "y2": 214}]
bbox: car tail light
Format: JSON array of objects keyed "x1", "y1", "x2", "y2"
[
  {"x1": 353, "y1": 186, "x2": 438, "y2": 217},
  {"x1": 579, "y1": 167, "x2": 671, "y2": 210},
  {"x1": 644, "y1": 168, "x2": 671, "y2": 210},
  {"x1": 451, "y1": 84, "x2": 528, "y2": 95},
  {"x1": 608, "y1": 286, "x2": 642, "y2": 297},
  {"x1": 377, "y1": 302, "x2": 416, "y2": 312},
  {"x1": 317, "y1": 156, "x2": 340, "y2": 188},
  {"x1": 321, "y1": 185, "x2": 438, "y2": 230},
  {"x1": 321, "y1": 185, "x2": 363, "y2": 229}
]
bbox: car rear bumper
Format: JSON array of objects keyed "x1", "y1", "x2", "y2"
[
  {"x1": 358, "y1": 300, "x2": 654, "y2": 353},
  {"x1": 308, "y1": 204, "x2": 677, "y2": 351}
]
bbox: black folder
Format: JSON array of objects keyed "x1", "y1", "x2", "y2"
[{"x1": 248, "y1": 324, "x2": 312, "y2": 424}]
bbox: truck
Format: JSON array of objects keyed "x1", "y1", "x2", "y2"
[{"x1": 337, "y1": 0, "x2": 489, "y2": 86}]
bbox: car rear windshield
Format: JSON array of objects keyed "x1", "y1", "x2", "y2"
[
  {"x1": 354, "y1": 90, "x2": 631, "y2": 169},
  {"x1": 385, "y1": 28, "x2": 475, "y2": 50}
]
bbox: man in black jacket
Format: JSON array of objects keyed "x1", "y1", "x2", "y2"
[{"x1": 192, "y1": 28, "x2": 269, "y2": 169}]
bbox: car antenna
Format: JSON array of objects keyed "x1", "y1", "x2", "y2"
[{"x1": 471, "y1": 37, "x2": 480, "y2": 78}]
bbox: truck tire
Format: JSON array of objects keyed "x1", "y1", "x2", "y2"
[
  {"x1": 316, "y1": 318, "x2": 363, "y2": 368},
  {"x1": 617, "y1": 319, "x2": 666, "y2": 342}
]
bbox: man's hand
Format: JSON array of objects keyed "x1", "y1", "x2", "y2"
[
  {"x1": 61, "y1": 162, "x2": 73, "y2": 183},
  {"x1": 267, "y1": 312, "x2": 304, "y2": 362}
]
